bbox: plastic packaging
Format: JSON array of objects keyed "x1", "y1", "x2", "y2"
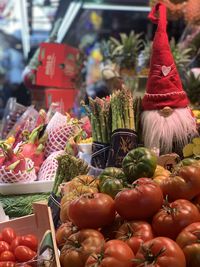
[{"x1": 0, "y1": 98, "x2": 27, "y2": 139}]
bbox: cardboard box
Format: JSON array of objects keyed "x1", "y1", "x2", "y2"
[
  {"x1": 31, "y1": 88, "x2": 78, "y2": 112},
  {"x1": 0, "y1": 202, "x2": 61, "y2": 267},
  {"x1": 45, "y1": 88, "x2": 78, "y2": 112},
  {"x1": 36, "y1": 43, "x2": 79, "y2": 89}
]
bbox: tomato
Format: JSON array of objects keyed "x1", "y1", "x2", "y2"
[
  {"x1": 193, "y1": 194, "x2": 200, "y2": 212},
  {"x1": 10, "y1": 237, "x2": 21, "y2": 252},
  {"x1": 153, "y1": 165, "x2": 170, "y2": 178},
  {"x1": 122, "y1": 147, "x2": 157, "y2": 183},
  {"x1": 63, "y1": 175, "x2": 99, "y2": 195},
  {"x1": 101, "y1": 214, "x2": 124, "y2": 240},
  {"x1": 180, "y1": 158, "x2": 197, "y2": 166},
  {"x1": 116, "y1": 221, "x2": 154, "y2": 254},
  {"x1": 68, "y1": 193, "x2": 116, "y2": 229},
  {"x1": 0, "y1": 262, "x2": 15, "y2": 267},
  {"x1": 14, "y1": 245, "x2": 36, "y2": 262},
  {"x1": 156, "y1": 165, "x2": 200, "y2": 201},
  {"x1": 98, "y1": 167, "x2": 127, "y2": 185},
  {"x1": 20, "y1": 234, "x2": 38, "y2": 252},
  {"x1": 0, "y1": 251, "x2": 15, "y2": 262},
  {"x1": 60, "y1": 191, "x2": 79, "y2": 222},
  {"x1": 60, "y1": 229, "x2": 104, "y2": 267},
  {"x1": 133, "y1": 237, "x2": 186, "y2": 267},
  {"x1": 85, "y1": 240, "x2": 134, "y2": 267},
  {"x1": 99, "y1": 178, "x2": 123, "y2": 198},
  {"x1": 115, "y1": 178, "x2": 163, "y2": 220},
  {"x1": 0, "y1": 242, "x2": 10, "y2": 255},
  {"x1": 0, "y1": 234, "x2": 3, "y2": 241},
  {"x1": 152, "y1": 199, "x2": 200, "y2": 240},
  {"x1": 56, "y1": 222, "x2": 78, "y2": 249},
  {"x1": 2, "y1": 228, "x2": 16, "y2": 245},
  {"x1": 176, "y1": 222, "x2": 200, "y2": 267}
]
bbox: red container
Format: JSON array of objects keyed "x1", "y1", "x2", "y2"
[
  {"x1": 36, "y1": 43, "x2": 80, "y2": 89},
  {"x1": 31, "y1": 87, "x2": 78, "y2": 112}
]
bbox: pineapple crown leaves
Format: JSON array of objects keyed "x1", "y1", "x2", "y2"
[
  {"x1": 170, "y1": 38, "x2": 193, "y2": 71},
  {"x1": 101, "y1": 31, "x2": 144, "y2": 69}
]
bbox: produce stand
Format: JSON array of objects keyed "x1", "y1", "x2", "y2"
[{"x1": 0, "y1": 1, "x2": 200, "y2": 267}]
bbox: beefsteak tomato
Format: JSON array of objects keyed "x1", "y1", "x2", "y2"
[
  {"x1": 176, "y1": 222, "x2": 200, "y2": 267},
  {"x1": 56, "y1": 222, "x2": 78, "y2": 249},
  {"x1": 85, "y1": 240, "x2": 134, "y2": 267},
  {"x1": 116, "y1": 221, "x2": 154, "y2": 254},
  {"x1": 60, "y1": 229, "x2": 104, "y2": 267},
  {"x1": 122, "y1": 147, "x2": 157, "y2": 183},
  {"x1": 152, "y1": 199, "x2": 200, "y2": 240},
  {"x1": 155, "y1": 165, "x2": 200, "y2": 201},
  {"x1": 115, "y1": 178, "x2": 163, "y2": 220},
  {"x1": 68, "y1": 193, "x2": 115, "y2": 229},
  {"x1": 133, "y1": 237, "x2": 186, "y2": 267}
]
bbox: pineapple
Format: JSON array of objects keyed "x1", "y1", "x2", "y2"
[
  {"x1": 170, "y1": 38, "x2": 193, "y2": 74},
  {"x1": 101, "y1": 31, "x2": 143, "y2": 74}
]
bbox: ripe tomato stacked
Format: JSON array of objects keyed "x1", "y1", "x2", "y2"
[{"x1": 0, "y1": 227, "x2": 38, "y2": 267}]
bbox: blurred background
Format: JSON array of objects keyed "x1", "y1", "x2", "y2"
[{"x1": 0, "y1": 0, "x2": 199, "y2": 118}]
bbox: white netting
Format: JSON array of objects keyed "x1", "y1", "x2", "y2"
[
  {"x1": 0, "y1": 159, "x2": 37, "y2": 183},
  {"x1": 38, "y1": 150, "x2": 66, "y2": 181},
  {"x1": 44, "y1": 120, "x2": 80, "y2": 158},
  {"x1": 46, "y1": 112, "x2": 66, "y2": 132}
]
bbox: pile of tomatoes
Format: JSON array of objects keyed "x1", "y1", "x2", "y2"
[
  {"x1": 0, "y1": 227, "x2": 38, "y2": 267},
  {"x1": 56, "y1": 161, "x2": 200, "y2": 267}
]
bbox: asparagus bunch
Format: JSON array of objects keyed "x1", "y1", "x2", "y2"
[
  {"x1": 110, "y1": 87, "x2": 135, "y2": 132},
  {"x1": 81, "y1": 97, "x2": 111, "y2": 144},
  {"x1": 52, "y1": 154, "x2": 89, "y2": 195}
]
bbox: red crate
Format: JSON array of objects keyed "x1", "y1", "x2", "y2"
[
  {"x1": 31, "y1": 88, "x2": 78, "y2": 112},
  {"x1": 36, "y1": 43, "x2": 79, "y2": 89}
]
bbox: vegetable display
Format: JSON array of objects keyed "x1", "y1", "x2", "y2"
[
  {"x1": 0, "y1": 227, "x2": 38, "y2": 266},
  {"x1": 122, "y1": 147, "x2": 157, "y2": 183}
]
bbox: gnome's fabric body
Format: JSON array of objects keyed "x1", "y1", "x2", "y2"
[{"x1": 141, "y1": 3, "x2": 198, "y2": 155}]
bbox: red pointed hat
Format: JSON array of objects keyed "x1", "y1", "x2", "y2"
[{"x1": 142, "y1": 3, "x2": 189, "y2": 110}]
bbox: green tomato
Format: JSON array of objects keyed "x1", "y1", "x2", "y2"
[
  {"x1": 100, "y1": 178, "x2": 123, "y2": 198},
  {"x1": 99, "y1": 167, "x2": 126, "y2": 185},
  {"x1": 122, "y1": 147, "x2": 157, "y2": 183},
  {"x1": 181, "y1": 158, "x2": 197, "y2": 166}
]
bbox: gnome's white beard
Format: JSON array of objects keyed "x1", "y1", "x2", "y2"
[{"x1": 141, "y1": 108, "x2": 198, "y2": 155}]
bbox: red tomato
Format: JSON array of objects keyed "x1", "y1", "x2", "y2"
[
  {"x1": 20, "y1": 234, "x2": 38, "y2": 252},
  {"x1": 158, "y1": 165, "x2": 200, "y2": 201},
  {"x1": 0, "y1": 241, "x2": 10, "y2": 254},
  {"x1": 56, "y1": 221, "x2": 78, "y2": 249},
  {"x1": 101, "y1": 214, "x2": 124, "y2": 240},
  {"x1": 14, "y1": 246, "x2": 36, "y2": 262},
  {"x1": 0, "y1": 262, "x2": 15, "y2": 267},
  {"x1": 152, "y1": 199, "x2": 200, "y2": 240},
  {"x1": 2, "y1": 228, "x2": 16, "y2": 245},
  {"x1": 176, "y1": 222, "x2": 200, "y2": 267},
  {"x1": 68, "y1": 193, "x2": 116, "y2": 229},
  {"x1": 0, "y1": 233, "x2": 3, "y2": 241},
  {"x1": 0, "y1": 251, "x2": 15, "y2": 262},
  {"x1": 133, "y1": 237, "x2": 186, "y2": 267},
  {"x1": 85, "y1": 240, "x2": 134, "y2": 267},
  {"x1": 115, "y1": 178, "x2": 163, "y2": 220},
  {"x1": 10, "y1": 237, "x2": 21, "y2": 252},
  {"x1": 60, "y1": 229, "x2": 105, "y2": 267},
  {"x1": 116, "y1": 221, "x2": 154, "y2": 254}
]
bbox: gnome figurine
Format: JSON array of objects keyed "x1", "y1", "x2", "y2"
[{"x1": 141, "y1": 3, "x2": 198, "y2": 156}]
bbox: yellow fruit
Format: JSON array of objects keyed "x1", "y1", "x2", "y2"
[
  {"x1": 6, "y1": 136, "x2": 15, "y2": 144},
  {"x1": 192, "y1": 138, "x2": 200, "y2": 145},
  {"x1": 193, "y1": 145, "x2": 200, "y2": 156},
  {"x1": 153, "y1": 165, "x2": 170, "y2": 178},
  {"x1": 183, "y1": 143, "x2": 195, "y2": 158}
]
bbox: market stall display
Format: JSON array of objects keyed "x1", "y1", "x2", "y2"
[{"x1": 1, "y1": 2, "x2": 200, "y2": 267}]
